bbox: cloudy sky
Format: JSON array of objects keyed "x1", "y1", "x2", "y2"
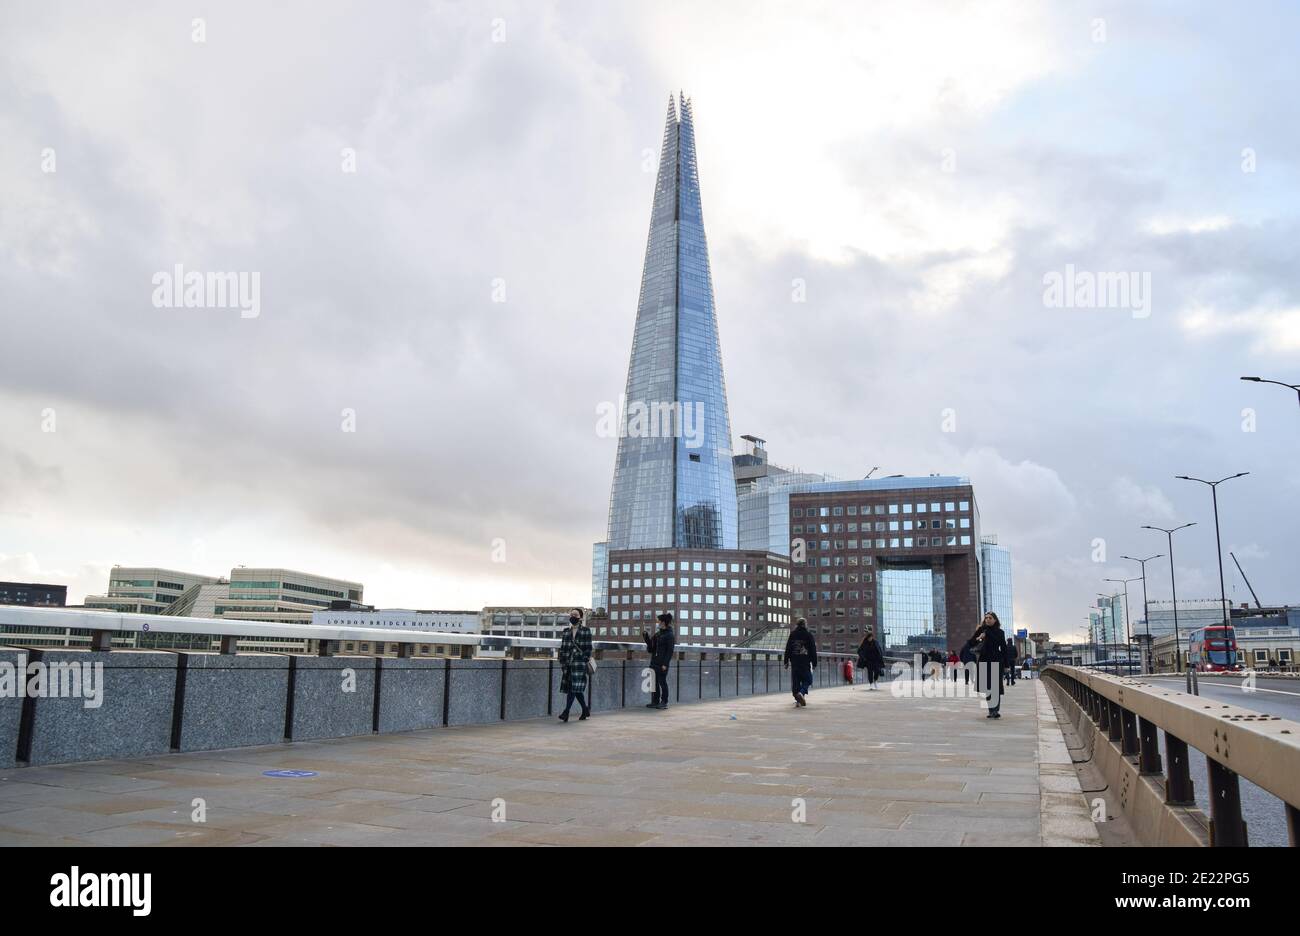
[{"x1": 2, "y1": 1, "x2": 1297, "y2": 639}]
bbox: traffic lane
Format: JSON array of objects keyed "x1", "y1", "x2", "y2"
[{"x1": 1140, "y1": 675, "x2": 1300, "y2": 721}]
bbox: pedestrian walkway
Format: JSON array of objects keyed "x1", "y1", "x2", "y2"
[{"x1": 0, "y1": 676, "x2": 1099, "y2": 846}]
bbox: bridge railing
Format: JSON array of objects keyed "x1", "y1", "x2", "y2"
[
  {"x1": 0, "y1": 605, "x2": 872, "y2": 660},
  {"x1": 1043, "y1": 664, "x2": 1300, "y2": 847},
  {"x1": 0, "y1": 606, "x2": 882, "y2": 769}
]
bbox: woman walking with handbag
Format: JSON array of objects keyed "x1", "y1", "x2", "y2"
[
  {"x1": 857, "y1": 631, "x2": 885, "y2": 691},
  {"x1": 558, "y1": 608, "x2": 593, "y2": 722}
]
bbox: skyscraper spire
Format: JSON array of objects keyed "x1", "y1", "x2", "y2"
[{"x1": 602, "y1": 94, "x2": 737, "y2": 552}]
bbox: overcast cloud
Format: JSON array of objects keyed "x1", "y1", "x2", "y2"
[{"x1": 2, "y1": 0, "x2": 1297, "y2": 638}]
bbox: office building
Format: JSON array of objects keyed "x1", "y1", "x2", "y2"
[
  {"x1": 978, "y1": 535, "x2": 1014, "y2": 633},
  {"x1": 0, "y1": 581, "x2": 67, "y2": 607},
  {"x1": 84, "y1": 566, "x2": 222, "y2": 615},
  {"x1": 595, "y1": 548, "x2": 791, "y2": 647}
]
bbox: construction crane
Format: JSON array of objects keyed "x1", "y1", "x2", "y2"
[{"x1": 1229, "y1": 551, "x2": 1262, "y2": 609}]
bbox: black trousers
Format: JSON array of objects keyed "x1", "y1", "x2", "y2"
[
  {"x1": 652, "y1": 665, "x2": 670, "y2": 705},
  {"x1": 790, "y1": 662, "x2": 812, "y2": 697}
]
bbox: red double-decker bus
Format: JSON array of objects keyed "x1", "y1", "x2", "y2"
[{"x1": 1187, "y1": 624, "x2": 1240, "y2": 672}]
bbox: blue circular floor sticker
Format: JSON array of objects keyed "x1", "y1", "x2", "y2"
[{"x1": 262, "y1": 769, "x2": 318, "y2": 778}]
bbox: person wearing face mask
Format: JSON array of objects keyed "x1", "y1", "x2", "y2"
[
  {"x1": 642, "y1": 611, "x2": 675, "y2": 710},
  {"x1": 972, "y1": 611, "x2": 1007, "y2": 719},
  {"x1": 557, "y1": 608, "x2": 593, "y2": 723}
]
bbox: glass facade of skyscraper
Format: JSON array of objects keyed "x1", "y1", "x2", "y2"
[
  {"x1": 879, "y1": 566, "x2": 946, "y2": 652},
  {"x1": 978, "y1": 539, "x2": 1014, "y2": 633},
  {"x1": 603, "y1": 94, "x2": 737, "y2": 555}
]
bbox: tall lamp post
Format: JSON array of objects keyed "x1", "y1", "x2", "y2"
[
  {"x1": 1142, "y1": 523, "x2": 1196, "y2": 673},
  {"x1": 1104, "y1": 577, "x2": 1140, "y2": 674},
  {"x1": 1121, "y1": 553, "x2": 1162, "y2": 675},
  {"x1": 1175, "y1": 473, "x2": 1249, "y2": 631},
  {"x1": 1241, "y1": 375, "x2": 1300, "y2": 411}
]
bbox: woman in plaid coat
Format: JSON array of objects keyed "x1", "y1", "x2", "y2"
[{"x1": 558, "y1": 608, "x2": 593, "y2": 722}]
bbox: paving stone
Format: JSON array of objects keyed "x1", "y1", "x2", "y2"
[{"x1": 0, "y1": 680, "x2": 1097, "y2": 847}]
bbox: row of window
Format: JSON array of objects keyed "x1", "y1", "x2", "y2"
[
  {"x1": 612, "y1": 578, "x2": 789, "y2": 593},
  {"x1": 794, "y1": 501, "x2": 969, "y2": 518},
  {"x1": 796, "y1": 608, "x2": 876, "y2": 619},
  {"x1": 613, "y1": 593, "x2": 789, "y2": 608},
  {"x1": 611, "y1": 560, "x2": 788, "y2": 577},
  {"x1": 797, "y1": 518, "x2": 970, "y2": 534},
  {"x1": 798, "y1": 536, "x2": 972, "y2": 560},
  {"x1": 607, "y1": 625, "x2": 745, "y2": 638},
  {"x1": 796, "y1": 573, "x2": 873, "y2": 584}
]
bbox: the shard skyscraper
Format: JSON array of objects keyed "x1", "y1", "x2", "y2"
[{"x1": 593, "y1": 94, "x2": 737, "y2": 610}]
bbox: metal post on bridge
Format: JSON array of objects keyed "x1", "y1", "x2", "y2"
[
  {"x1": 1164, "y1": 733, "x2": 1196, "y2": 806},
  {"x1": 1207, "y1": 760, "x2": 1248, "y2": 847}
]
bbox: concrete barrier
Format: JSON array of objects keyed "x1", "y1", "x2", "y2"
[
  {"x1": 25, "y1": 650, "x2": 177, "y2": 767},
  {"x1": 0, "y1": 650, "x2": 23, "y2": 769},
  {"x1": 503, "y1": 660, "x2": 550, "y2": 721},
  {"x1": 623, "y1": 658, "x2": 656, "y2": 708},
  {"x1": 677, "y1": 657, "x2": 701, "y2": 703},
  {"x1": 447, "y1": 659, "x2": 502, "y2": 726},
  {"x1": 176, "y1": 653, "x2": 289, "y2": 753},
  {"x1": 1, "y1": 646, "x2": 857, "y2": 769},
  {"x1": 722, "y1": 657, "x2": 743, "y2": 696},
  {"x1": 701, "y1": 657, "x2": 722, "y2": 699},
  {"x1": 289, "y1": 655, "x2": 376, "y2": 741},
  {"x1": 377, "y1": 657, "x2": 446, "y2": 733}
]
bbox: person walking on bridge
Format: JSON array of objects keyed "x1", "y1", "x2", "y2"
[
  {"x1": 959, "y1": 636, "x2": 975, "y2": 685},
  {"x1": 784, "y1": 617, "x2": 818, "y2": 707},
  {"x1": 642, "y1": 611, "x2": 675, "y2": 710},
  {"x1": 973, "y1": 611, "x2": 1007, "y2": 719},
  {"x1": 1004, "y1": 638, "x2": 1018, "y2": 687},
  {"x1": 946, "y1": 649, "x2": 960, "y2": 682},
  {"x1": 557, "y1": 608, "x2": 593, "y2": 723},
  {"x1": 857, "y1": 631, "x2": 885, "y2": 691}
]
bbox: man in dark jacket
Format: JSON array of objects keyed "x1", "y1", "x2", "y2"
[
  {"x1": 973, "y1": 612, "x2": 1007, "y2": 718},
  {"x1": 783, "y1": 617, "x2": 818, "y2": 706},
  {"x1": 1004, "y1": 639, "x2": 1018, "y2": 686},
  {"x1": 857, "y1": 632, "x2": 885, "y2": 691},
  {"x1": 642, "y1": 612, "x2": 675, "y2": 710}
]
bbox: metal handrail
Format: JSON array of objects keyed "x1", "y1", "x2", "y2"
[
  {"x1": 0, "y1": 605, "x2": 869, "y2": 659},
  {"x1": 1044, "y1": 664, "x2": 1300, "y2": 846}
]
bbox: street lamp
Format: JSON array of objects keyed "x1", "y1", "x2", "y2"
[
  {"x1": 1241, "y1": 375, "x2": 1300, "y2": 410},
  {"x1": 1104, "y1": 577, "x2": 1140, "y2": 674},
  {"x1": 864, "y1": 467, "x2": 880, "y2": 479},
  {"x1": 1175, "y1": 473, "x2": 1248, "y2": 632},
  {"x1": 1121, "y1": 553, "x2": 1162, "y2": 675},
  {"x1": 1142, "y1": 523, "x2": 1196, "y2": 673}
]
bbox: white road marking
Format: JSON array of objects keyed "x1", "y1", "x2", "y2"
[{"x1": 1144, "y1": 676, "x2": 1300, "y2": 698}]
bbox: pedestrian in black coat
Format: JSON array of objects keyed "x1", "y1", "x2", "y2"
[
  {"x1": 973, "y1": 612, "x2": 1007, "y2": 718},
  {"x1": 857, "y1": 632, "x2": 885, "y2": 690},
  {"x1": 557, "y1": 608, "x2": 593, "y2": 722},
  {"x1": 642, "y1": 612, "x2": 675, "y2": 709},
  {"x1": 783, "y1": 618, "x2": 818, "y2": 707},
  {"x1": 1004, "y1": 638, "x2": 1018, "y2": 686}
]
